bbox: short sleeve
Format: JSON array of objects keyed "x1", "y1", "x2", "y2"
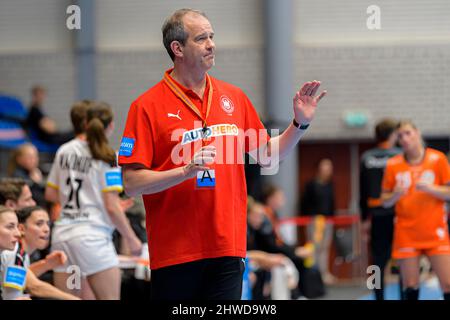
[
  {"x1": 382, "y1": 161, "x2": 395, "y2": 192},
  {"x1": 100, "y1": 165, "x2": 124, "y2": 193},
  {"x1": 243, "y1": 94, "x2": 270, "y2": 153},
  {"x1": 0, "y1": 252, "x2": 8, "y2": 299},
  {"x1": 46, "y1": 151, "x2": 60, "y2": 190},
  {"x1": 438, "y1": 154, "x2": 450, "y2": 185},
  {"x1": 0, "y1": 252, "x2": 7, "y2": 284},
  {"x1": 0, "y1": 250, "x2": 25, "y2": 300},
  {"x1": 118, "y1": 101, "x2": 154, "y2": 168}
]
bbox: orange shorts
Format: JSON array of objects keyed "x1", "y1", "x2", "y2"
[{"x1": 392, "y1": 244, "x2": 450, "y2": 260}]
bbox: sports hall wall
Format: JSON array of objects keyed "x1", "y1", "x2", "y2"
[{"x1": 1, "y1": 0, "x2": 449, "y2": 148}]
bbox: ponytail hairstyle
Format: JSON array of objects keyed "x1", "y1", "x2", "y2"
[
  {"x1": 70, "y1": 100, "x2": 93, "y2": 135},
  {"x1": 86, "y1": 102, "x2": 116, "y2": 166}
]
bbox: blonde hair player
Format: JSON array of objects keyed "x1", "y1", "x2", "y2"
[
  {"x1": 0, "y1": 206, "x2": 79, "y2": 300},
  {"x1": 381, "y1": 120, "x2": 450, "y2": 300}
]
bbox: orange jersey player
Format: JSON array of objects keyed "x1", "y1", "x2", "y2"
[{"x1": 382, "y1": 120, "x2": 450, "y2": 300}]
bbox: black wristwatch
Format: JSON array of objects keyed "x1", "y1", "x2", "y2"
[{"x1": 293, "y1": 119, "x2": 310, "y2": 130}]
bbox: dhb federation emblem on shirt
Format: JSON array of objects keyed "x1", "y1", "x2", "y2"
[{"x1": 220, "y1": 95, "x2": 234, "y2": 115}]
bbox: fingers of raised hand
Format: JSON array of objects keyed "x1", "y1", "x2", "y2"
[
  {"x1": 305, "y1": 81, "x2": 317, "y2": 96},
  {"x1": 316, "y1": 90, "x2": 327, "y2": 102},
  {"x1": 299, "y1": 81, "x2": 325, "y2": 99},
  {"x1": 310, "y1": 81, "x2": 321, "y2": 97},
  {"x1": 299, "y1": 82, "x2": 311, "y2": 96}
]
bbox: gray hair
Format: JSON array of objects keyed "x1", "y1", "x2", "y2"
[{"x1": 162, "y1": 8, "x2": 208, "y2": 61}]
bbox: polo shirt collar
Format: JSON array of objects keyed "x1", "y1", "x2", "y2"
[{"x1": 164, "y1": 68, "x2": 210, "y2": 101}]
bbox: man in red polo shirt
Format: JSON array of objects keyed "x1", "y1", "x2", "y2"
[{"x1": 119, "y1": 8, "x2": 327, "y2": 300}]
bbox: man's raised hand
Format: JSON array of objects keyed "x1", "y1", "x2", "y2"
[{"x1": 293, "y1": 80, "x2": 327, "y2": 125}]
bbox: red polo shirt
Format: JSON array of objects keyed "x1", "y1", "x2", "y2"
[{"x1": 119, "y1": 68, "x2": 269, "y2": 269}]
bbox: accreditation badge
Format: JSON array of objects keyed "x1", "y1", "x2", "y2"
[
  {"x1": 3, "y1": 265, "x2": 27, "y2": 291},
  {"x1": 196, "y1": 169, "x2": 216, "y2": 189}
]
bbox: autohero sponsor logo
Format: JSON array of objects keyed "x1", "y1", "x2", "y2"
[
  {"x1": 170, "y1": 121, "x2": 281, "y2": 176},
  {"x1": 181, "y1": 123, "x2": 239, "y2": 145},
  {"x1": 105, "y1": 171, "x2": 122, "y2": 187}
]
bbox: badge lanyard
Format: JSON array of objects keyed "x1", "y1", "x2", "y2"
[
  {"x1": 163, "y1": 72, "x2": 214, "y2": 142},
  {"x1": 164, "y1": 72, "x2": 215, "y2": 189},
  {"x1": 15, "y1": 240, "x2": 25, "y2": 267}
]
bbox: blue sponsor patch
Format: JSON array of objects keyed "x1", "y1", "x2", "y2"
[
  {"x1": 119, "y1": 137, "x2": 135, "y2": 157},
  {"x1": 4, "y1": 266, "x2": 27, "y2": 290},
  {"x1": 105, "y1": 171, "x2": 122, "y2": 187}
]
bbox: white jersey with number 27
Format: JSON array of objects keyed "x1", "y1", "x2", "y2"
[{"x1": 47, "y1": 138, "x2": 123, "y2": 242}]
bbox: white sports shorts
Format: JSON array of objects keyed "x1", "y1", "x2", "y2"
[{"x1": 51, "y1": 235, "x2": 119, "y2": 277}]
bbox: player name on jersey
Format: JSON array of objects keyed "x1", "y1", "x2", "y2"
[
  {"x1": 61, "y1": 211, "x2": 90, "y2": 220},
  {"x1": 59, "y1": 153, "x2": 92, "y2": 174}
]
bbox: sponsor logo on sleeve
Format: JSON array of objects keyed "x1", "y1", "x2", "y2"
[
  {"x1": 119, "y1": 137, "x2": 135, "y2": 157},
  {"x1": 4, "y1": 266, "x2": 27, "y2": 290},
  {"x1": 105, "y1": 171, "x2": 123, "y2": 187}
]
